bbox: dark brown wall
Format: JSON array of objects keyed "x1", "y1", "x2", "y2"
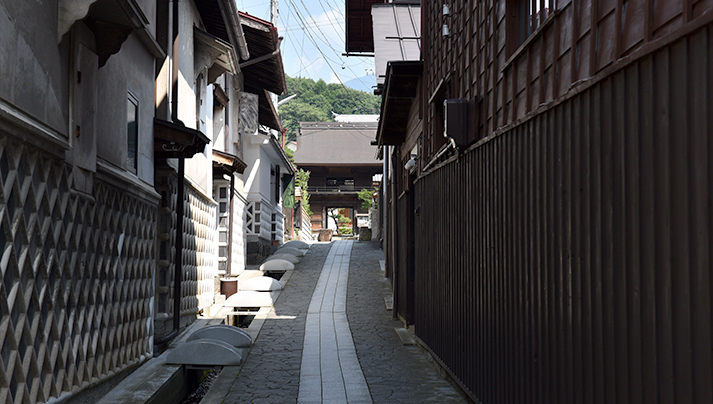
[
  {"x1": 413, "y1": 22, "x2": 713, "y2": 403},
  {"x1": 421, "y1": 0, "x2": 713, "y2": 159}
]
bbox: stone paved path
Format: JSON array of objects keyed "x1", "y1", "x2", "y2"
[
  {"x1": 298, "y1": 240, "x2": 371, "y2": 403},
  {"x1": 216, "y1": 240, "x2": 468, "y2": 403}
]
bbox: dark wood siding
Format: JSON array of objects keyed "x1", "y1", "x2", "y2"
[
  {"x1": 413, "y1": 24, "x2": 713, "y2": 403},
  {"x1": 421, "y1": 0, "x2": 713, "y2": 159}
]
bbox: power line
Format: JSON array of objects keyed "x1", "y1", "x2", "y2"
[
  {"x1": 290, "y1": 0, "x2": 370, "y2": 88},
  {"x1": 284, "y1": 0, "x2": 349, "y2": 91}
]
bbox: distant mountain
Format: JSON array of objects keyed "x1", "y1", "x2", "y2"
[{"x1": 344, "y1": 75, "x2": 377, "y2": 93}]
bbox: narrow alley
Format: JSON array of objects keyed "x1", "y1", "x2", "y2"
[{"x1": 203, "y1": 240, "x2": 467, "y2": 404}]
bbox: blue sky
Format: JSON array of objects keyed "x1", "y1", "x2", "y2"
[{"x1": 237, "y1": 0, "x2": 376, "y2": 90}]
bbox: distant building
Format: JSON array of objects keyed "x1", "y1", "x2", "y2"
[
  {"x1": 332, "y1": 113, "x2": 380, "y2": 123},
  {"x1": 294, "y1": 121, "x2": 381, "y2": 236}
]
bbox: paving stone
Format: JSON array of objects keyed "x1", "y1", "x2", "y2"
[
  {"x1": 348, "y1": 241, "x2": 468, "y2": 404},
  {"x1": 218, "y1": 243, "x2": 330, "y2": 403},
  {"x1": 213, "y1": 241, "x2": 467, "y2": 404}
]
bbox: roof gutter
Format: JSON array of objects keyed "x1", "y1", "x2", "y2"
[{"x1": 219, "y1": 0, "x2": 250, "y2": 60}]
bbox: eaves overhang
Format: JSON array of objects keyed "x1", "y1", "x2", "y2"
[
  {"x1": 59, "y1": 0, "x2": 164, "y2": 65},
  {"x1": 154, "y1": 118, "x2": 210, "y2": 159},
  {"x1": 257, "y1": 89, "x2": 282, "y2": 132},
  {"x1": 268, "y1": 135, "x2": 296, "y2": 173},
  {"x1": 239, "y1": 12, "x2": 287, "y2": 96},
  {"x1": 213, "y1": 149, "x2": 248, "y2": 174},
  {"x1": 376, "y1": 60, "x2": 422, "y2": 146},
  {"x1": 196, "y1": 0, "x2": 250, "y2": 60},
  {"x1": 194, "y1": 27, "x2": 238, "y2": 84},
  {"x1": 345, "y1": 0, "x2": 381, "y2": 54}
]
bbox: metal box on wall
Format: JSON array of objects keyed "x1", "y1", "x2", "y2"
[{"x1": 443, "y1": 98, "x2": 469, "y2": 148}]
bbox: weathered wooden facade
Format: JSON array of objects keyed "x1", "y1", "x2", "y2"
[
  {"x1": 352, "y1": 0, "x2": 713, "y2": 402},
  {"x1": 294, "y1": 122, "x2": 381, "y2": 236}
]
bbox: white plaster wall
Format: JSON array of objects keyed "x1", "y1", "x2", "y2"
[
  {"x1": 243, "y1": 139, "x2": 274, "y2": 204},
  {"x1": 179, "y1": 0, "x2": 212, "y2": 197},
  {"x1": 137, "y1": 0, "x2": 156, "y2": 37},
  {"x1": 96, "y1": 33, "x2": 156, "y2": 184},
  {"x1": 231, "y1": 189, "x2": 247, "y2": 275},
  {"x1": 0, "y1": 0, "x2": 70, "y2": 139}
]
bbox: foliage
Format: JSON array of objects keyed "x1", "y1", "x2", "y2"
[
  {"x1": 283, "y1": 146, "x2": 294, "y2": 163},
  {"x1": 338, "y1": 226, "x2": 353, "y2": 236},
  {"x1": 357, "y1": 188, "x2": 377, "y2": 211},
  {"x1": 278, "y1": 76, "x2": 381, "y2": 142},
  {"x1": 295, "y1": 168, "x2": 312, "y2": 216},
  {"x1": 328, "y1": 208, "x2": 352, "y2": 235}
]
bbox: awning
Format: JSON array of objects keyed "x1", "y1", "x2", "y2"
[
  {"x1": 154, "y1": 118, "x2": 210, "y2": 159},
  {"x1": 194, "y1": 27, "x2": 238, "y2": 84},
  {"x1": 213, "y1": 150, "x2": 248, "y2": 174},
  {"x1": 376, "y1": 61, "x2": 422, "y2": 146}
]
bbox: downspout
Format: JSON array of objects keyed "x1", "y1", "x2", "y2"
[
  {"x1": 391, "y1": 151, "x2": 399, "y2": 320},
  {"x1": 155, "y1": 0, "x2": 182, "y2": 346}
]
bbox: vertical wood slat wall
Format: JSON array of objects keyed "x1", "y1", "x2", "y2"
[
  {"x1": 422, "y1": 0, "x2": 713, "y2": 156},
  {"x1": 413, "y1": 25, "x2": 713, "y2": 404}
]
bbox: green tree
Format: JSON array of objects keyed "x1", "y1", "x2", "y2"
[
  {"x1": 278, "y1": 75, "x2": 381, "y2": 142},
  {"x1": 357, "y1": 188, "x2": 377, "y2": 211},
  {"x1": 295, "y1": 168, "x2": 312, "y2": 216}
]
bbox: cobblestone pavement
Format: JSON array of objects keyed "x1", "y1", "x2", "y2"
[
  {"x1": 220, "y1": 243, "x2": 332, "y2": 404},
  {"x1": 347, "y1": 241, "x2": 467, "y2": 404},
  {"x1": 218, "y1": 241, "x2": 468, "y2": 403}
]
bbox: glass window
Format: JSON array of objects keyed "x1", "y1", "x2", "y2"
[{"x1": 127, "y1": 94, "x2": 139, "y2": 173}]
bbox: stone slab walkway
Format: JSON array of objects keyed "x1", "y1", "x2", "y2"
[
  {"x1": 298, "y1": 240, "x2": 371, "y2": 403},
  {"x1": 211, "y1": 240, "x2": 468, "y2": 404}
]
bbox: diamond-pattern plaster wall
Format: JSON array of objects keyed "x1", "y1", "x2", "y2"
[{"x1": 0, "y1": 136, "x2": 156, "y2": 403}]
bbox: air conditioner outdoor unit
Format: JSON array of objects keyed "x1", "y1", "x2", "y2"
[{"x1": 443, "y1": 98, "x2": 469, "y2": 147}]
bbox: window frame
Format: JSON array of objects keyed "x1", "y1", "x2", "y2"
[
  {"x1": 505, "y1": 0, "x2": 556, "y2": 67},
  {"x1": 126, "y1": 91, "x2": 139, "y2": 174}
]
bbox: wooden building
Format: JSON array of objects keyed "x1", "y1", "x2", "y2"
[
  {"x1": 348, "y1": 0, "x2": 713, "y2": 402},
  {"x1": 294, "y1": 121, "x2": 381, "y2": 236}
]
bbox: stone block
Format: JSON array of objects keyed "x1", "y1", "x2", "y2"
[
  {"x1": 266, "y1": 253, "x2": 299, "y2": 264},
  {"x1": 280, "y1": 240, "x2": 310, "y2": 250},
  {"x1": 239, "y1": 276, "x2": 283, "y2": 291},
  {"x1": 275, "y1": 246, "x2": 305, "y2": 257},
  {"x1": 259, "y1": 259, "x2": 295, "y2": 272},
  {"x1": 166, "y1": 339, "x2": 242, "y2": 365},
  {"x1": 358, "y1": 228, "x2": 372, "y2": 241},
  {"x1": 187, "y1": 324, "x2": 252, "y2": 347},
  {"x1": 224, "y1": 291, "x2": 277, "y2": 307}
]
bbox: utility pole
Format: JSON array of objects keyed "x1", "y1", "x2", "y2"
[{"x1": 271, "y1": 0, "x2": 278, "y2": 26}]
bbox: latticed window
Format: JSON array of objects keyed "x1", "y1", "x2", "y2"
[
  {"x1": 520, "y1": 0, "x2": 551, "y2": 42},
  {"x1": 214, "y1": 183, "x2": 230, "y2": 274},
  {"x1": 507, "y1": 0, "x2": 552, "y2": 55},
  {"x1": 246, "y1": 201, "x2": 262, "y2": 235}
]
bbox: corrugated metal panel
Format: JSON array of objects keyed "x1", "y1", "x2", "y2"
[{"x1": 413, "y1": 25, "x2": 713, "y2": 403}]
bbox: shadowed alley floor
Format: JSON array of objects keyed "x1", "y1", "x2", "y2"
[{"x1": 207, "y1": 240, "x2": 467, "y2": 403}]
